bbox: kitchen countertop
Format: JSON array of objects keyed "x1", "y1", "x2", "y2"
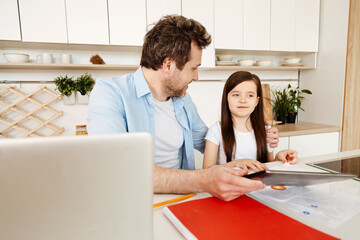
[{"x1": 276, "y1": 122, "x2": 341, "y2": 137}]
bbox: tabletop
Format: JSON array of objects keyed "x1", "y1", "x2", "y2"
[{"x1": 153, "y1": 149, "x2": 360, "y2": 240}]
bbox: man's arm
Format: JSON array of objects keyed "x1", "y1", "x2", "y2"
[{"x1": 153, "y1": 165, "x2": 265, "y2": 201}]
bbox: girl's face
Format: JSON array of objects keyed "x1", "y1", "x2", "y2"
[{"x1": 227, "y1": 80, "x2": 259, "y2": 120}]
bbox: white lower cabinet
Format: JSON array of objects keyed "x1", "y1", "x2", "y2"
[{"x1": 274, "y1": 132, "x2": 339, "y2": 158}]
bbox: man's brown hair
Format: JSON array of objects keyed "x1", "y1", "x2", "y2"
[{"x1": 140, "y1": 15, "x2": 211, "y2": 70}]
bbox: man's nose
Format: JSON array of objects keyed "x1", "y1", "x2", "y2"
[{"x1": 193, "y1": 71, "x2": 199, "y2": 81}]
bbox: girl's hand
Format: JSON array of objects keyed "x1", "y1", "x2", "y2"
[
  {"x1": 226, "y1": 159, "x2": 268, "y2": 172},
  {"x1": 275, "y1": 150, "x2": 298, "y2": 164}
]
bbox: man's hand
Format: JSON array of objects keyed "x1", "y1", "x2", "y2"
[
  {"x1": 226, "y1": 159, "x2": 267, "y2": 172},
  {"x1": 266, "y1": 126, "x2": 279, "y2": 148},
  {"x1": 200, "y1": 165, "x2": 265, "y2": 201},
  {"x1": 275, "y1": 149, "x2": 298, "y2": 164}
]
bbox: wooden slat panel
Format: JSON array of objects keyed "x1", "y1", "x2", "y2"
[{"x1": 341, "y1": 0, "x2": 360, "y2": 151}]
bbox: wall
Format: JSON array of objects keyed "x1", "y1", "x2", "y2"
[{"x1": 300, "y1": 0, "x2": 350, "y2": 126}]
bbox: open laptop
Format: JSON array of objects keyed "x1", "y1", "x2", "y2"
[{"x1": 0, "y1": 133, "x2": 153, "y2": 240}]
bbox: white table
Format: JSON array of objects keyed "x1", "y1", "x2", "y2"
[{"x1": 153, "y1": 150, "x2": 360, "y2": 240}]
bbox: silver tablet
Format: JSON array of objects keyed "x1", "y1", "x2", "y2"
[{"x1": 245, "y1": 170, "x2": 356, "y2": 186}]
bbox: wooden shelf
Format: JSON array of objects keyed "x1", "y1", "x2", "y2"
[
  {"x1": 277, "y1": 122, "x2": 341, "y2": 137},
  {"x1": 205, "y1": 66, "x2": 314, "y2": 71},
  {"x1": 0, "y1": 63, "x2": 139, "y2": 70},
  {"x1": 0, "y1": 63, "x2": 314, "y2": 71}
]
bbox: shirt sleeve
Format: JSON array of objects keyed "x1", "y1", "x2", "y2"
[
  {"x1": 205, "y1": 122, "x2": 221, "y2": 146},
  {"x1": 87, "y1": 79, "x2": 127, "y2": 135}
]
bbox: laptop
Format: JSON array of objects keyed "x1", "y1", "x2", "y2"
[{"x1": 0, "y1": 133, "x2": 153, "y2": 240}]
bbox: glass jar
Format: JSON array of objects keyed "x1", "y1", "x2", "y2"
[{"x1": 76, "y1": 125, "x2": 88, "y2": 135}]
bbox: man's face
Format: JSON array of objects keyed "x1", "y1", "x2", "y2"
[{"x1": 163, "y1": 42, "x2": 202, "y2": 98}]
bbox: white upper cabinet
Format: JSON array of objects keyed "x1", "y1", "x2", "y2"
[
  {"x1": 214, "y1": 0, "x2": 243, "y2": 50},
  {"x1": 108, "y1": 0, "x2": 146, "y2": 46},
  {"x1": 295, "y1": 0, "x2": 320, "y2": 52},
  {"x1": 18, "y1": 0, "x2": 67, "y2": 43},
  {"x1": 182, "y1": 0, "x2": 215, "y2": 67},
  {"x1": 271, "y1": 0, "x2": 296, "y2": 51},
  {"x1": 65, "y1": 0, "x2": 109, "y2": 45},
  {"x1": 0, "y1": 0, "x2": 21, "y2": 41},
  {"x1": 147, "y1": 0, "x2": 181, "y2": 26},
  {"x1": 244, "y1": 0, "x2": 270, "y2": 50}
]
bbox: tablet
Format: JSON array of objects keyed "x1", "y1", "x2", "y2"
[{"x1": 244, "y1": 170, "x2": 356, "y2": 186}]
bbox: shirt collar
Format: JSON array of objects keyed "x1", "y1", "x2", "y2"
[{"x1": 134, "y1": 67, "x2": 151, "y2": 98}]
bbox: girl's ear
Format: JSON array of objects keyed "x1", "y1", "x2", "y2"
[{"x1": 256, "y1": 96, "x2": 260, "y2": 106}]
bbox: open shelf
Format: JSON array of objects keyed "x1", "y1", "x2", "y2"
[{"x1": 0, "y1": 63, "x2": 314, "y2": 71}]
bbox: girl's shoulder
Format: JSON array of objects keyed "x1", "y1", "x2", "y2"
[{"x1": 209, "y1": 121, "x2": 221, "y2": 130}]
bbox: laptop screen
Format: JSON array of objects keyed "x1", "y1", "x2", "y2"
[{"x1": 0, "y1": 133, "x2": 154, "y2": 240}]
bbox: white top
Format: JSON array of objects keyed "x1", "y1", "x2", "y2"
[
  {"x1": 152, "y1": 98, "x2": 184, "y2": 169},
  {"x1": 205, "y1": 121, "x2": 273, "y2": 165}
]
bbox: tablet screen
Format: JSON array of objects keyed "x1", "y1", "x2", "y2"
[{"x1": 308, "y1": 156, "x2": 360, "y2": 180}]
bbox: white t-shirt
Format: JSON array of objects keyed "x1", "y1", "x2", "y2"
[
  {"x1": 152, "y1": 98, "x2": 184, "y2": 169},
  {"x1": 205, "y1": 121, "x2": 273, "y2": 165}
]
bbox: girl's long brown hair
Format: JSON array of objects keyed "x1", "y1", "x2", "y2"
[{"x1": 221, "y1": 71, "x2": 268, "y2": 163}]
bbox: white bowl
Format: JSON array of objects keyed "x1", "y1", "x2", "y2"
[
  {"x1": 238, "y1": 59, "x2": 255, "y2": 66},
  {"x1": 284, "y1": 57, "x2": 301, "y2": 64},
  {"x1": 256, "y1": 60, "x2": 272, "y2": 67},
  {"x1": 3, "y1": 53, "x2": 30, "y2": 63},
  {"x1": 217, "y1": 55, "x2": 233, "y2": 61}
]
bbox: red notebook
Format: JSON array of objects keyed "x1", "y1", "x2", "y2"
[{"x1": 163, "y1": 196, "x2": 339, "y2": 240}]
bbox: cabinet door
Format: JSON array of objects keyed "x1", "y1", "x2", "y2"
[
  {"x1": 0, "y1": 0, "x2": 21, "y2": 41},
  {"x1": 108, "y1": 0, "x2": 146, "y2": 46},
  {"x1": 147, "y1": 0, "x2": 181, "y2": 26},
  {"x1": 214, "y1": 0, "x2": 243, "y2": 50},
  {"x1": 182, "y1": 0, "x2": 215, "y2": 67},
  {"x1": 270, "y1": 0, "x2": 295, "y2": 51},
  {"x1": 18, "y1": 0, "x2": 67, "y2": 43},
  {"x1": 65, "y1": 0, "x2": 109, "y2": 44},
  {"x1": 289, "y1": 132, "x2": 340, "y2": 158},
  {"x1": 273, "y1": 137, "x2": 289, "y2": 156},
  {"x1": 295, "y1": 0, "x2": 320, "y2": 52},
  {"x1": 243, "y1": 0, "x2": 270, "y2": 50}
]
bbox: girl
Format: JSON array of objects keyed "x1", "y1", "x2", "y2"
[{"x1": 203, "y1": 71, "x2": 297, "y2": 171}]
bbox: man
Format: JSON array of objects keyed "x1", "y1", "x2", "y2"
[{"x1": 88, "y1": 15, "x2": 279, "y2": 201}]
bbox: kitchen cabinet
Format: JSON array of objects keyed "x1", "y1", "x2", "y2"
[
  {"x1": 271, "y1": 0, "x2": 296, "y2": 51},
  {"x1": 271, "y1": 0, "x2": 320, "y2": 52},
  {"x1": 290, "y1": 132, "x2": 339, "y2": 158},
  {"x1": 295, "y1": 0, "x2": 320, "y2": 52},
  {"x1": 214, "y1": 0, "x2": 243, "y2": 50},
  {"x1": 147, "y1": 0, "x2": 181, "y2": 26},
  {"x1": 108, "y1": 0, "x2": 146, "y2": 46},
  {"x1": 182, "y1": 0, "x2": 215, "y2": 67},
  {"x1": 18, "y1": 0, "x2": 67, "y2": 43},
  {"x1": 243, "y1": 0, "x2": 270, "y2": 51},
  {"x1": 274, "y1": 132, "x2": 339, "y2": 159},
  {"x1": 0, "y1": 0, "x2": 21, "y2": 41},
  {"x1": 65, "y1": 0, "x2": 109, "y2": 44}
]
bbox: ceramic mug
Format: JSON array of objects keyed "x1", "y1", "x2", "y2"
[
  {"x1": 37, "y1": 53, "x2": 53, "y2": 64},
  {"x1": 60, "y1": 54, "x2": 72, "y2": 64}
]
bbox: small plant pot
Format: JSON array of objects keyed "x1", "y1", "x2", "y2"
[
  {"x1": 286, "y1": 112, "x2": 297, "y2": 123},
  {"x1": 77, "y1": 93, "x2": 89, "y2": 105},
  {"x1": 63, "y1": 91, "x2": 76, "y2": 105}
]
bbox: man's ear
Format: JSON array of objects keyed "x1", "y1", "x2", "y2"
[{"x1": 162, "y1": 57, "x2": 174, "y2": 72}]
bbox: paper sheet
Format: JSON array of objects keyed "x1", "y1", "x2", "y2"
[{"x1": 248, "y1": 163, "x2": 360, "y2": 228}]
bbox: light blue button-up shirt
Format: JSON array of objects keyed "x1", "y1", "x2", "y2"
[{"x1": 87, "y1": 67, "x2": 208, "y2": 169}]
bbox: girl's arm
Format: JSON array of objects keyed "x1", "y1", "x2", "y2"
[
  {"x1": 203, "y1": 140, "x2": 220, "y2": 169},
  {"x1": 267, "y1": 152, "x2": 275, "y2": 162}
]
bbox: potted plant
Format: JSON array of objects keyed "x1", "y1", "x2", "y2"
[
  {"x1": 54, "y1": 75, "x2": 76, "y2": 105},
  {"x1": 271, "y1": 87, "x2": 290, "y2": 124},
  {"x1": 286, "y1": 84, "x2": 312, "y2": 123},
  {"x1": 75, "y1": 73, "x2": 95, "y2": 105}
]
